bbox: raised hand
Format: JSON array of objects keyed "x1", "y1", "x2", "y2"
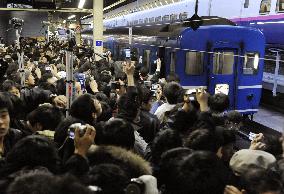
[{"x1": 74, "y1": 124, "x2": 96, "y2": 158}]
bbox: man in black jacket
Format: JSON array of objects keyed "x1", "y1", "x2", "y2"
[
  {"x1": 0, "y1": 92, "x2": 22, "y2": 158},
  {"x1": 139, "y1": 86, "x2": 159, "y2": 143}
]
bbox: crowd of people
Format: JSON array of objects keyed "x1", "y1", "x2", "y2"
[{"x1": 0, "y1": 39, "x2": 283, "y2": 194}]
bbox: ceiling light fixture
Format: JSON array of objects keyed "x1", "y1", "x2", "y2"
[
  {"x1": 68, "y1": 15, "x2": 76, "y2": 19},
  {"x1": 78, "y1": 0, "x2": 86, "y2": 9}
]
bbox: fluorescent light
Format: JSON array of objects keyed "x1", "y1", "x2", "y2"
[
  {"x1": 68, "y1": 15, "x2": 76, "y2": 19},
  {"x1": 63, "y1": 20, "x2": 66, "y2": 23},
  {"x1": 78, "y1": 0, "x2": 86, "y2": 9}
]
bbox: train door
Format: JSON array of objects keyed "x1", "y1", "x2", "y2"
[
  {"x1": 142, "y1": 49, "x2": 151, "y2": 68},
  {"x1": 208, "y1": 49, "x2": 238, "y2": 109},
  {"x1": 157, "y1": 47, "x2": 166, "y2": 78}
]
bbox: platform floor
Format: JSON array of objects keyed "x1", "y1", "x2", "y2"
[{"x1": 254, "y1": 106, "x2": 284, "y2": 133}]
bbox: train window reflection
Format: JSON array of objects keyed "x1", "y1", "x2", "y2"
[
  {"x1": 185, "y1": 52, "x2": 204, "y2": 75},
  {"x1": 244, "y1": 53, "x2": 259, "y2": 75},
  {"x1": 260, "y1": 0, "x2": 271, "y2": 14},
  {"x1": 170, "y1": 52, "x2": 176, "y2": 72},
  {"x1": 277, "y1": 0, "x2": 284, "y2": 12},
  {"x1": 213, "y1": 52, "x2": 234, "y2": 75}
]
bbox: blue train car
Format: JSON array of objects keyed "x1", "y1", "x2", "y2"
[
  {"x1": 172, "y1": 26, "x2": 265, "y2": 114},
  {"x1": 101, "y1": 24, "x2": 265, "y2": 114}
]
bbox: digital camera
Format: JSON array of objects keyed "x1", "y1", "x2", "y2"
[
  {"x1": 68, "y1": 123, "x2": 87, "y2": 139},
  {"x1": 9, "y1": 18, "x2": 24, "y2": 29},
  {"x1": 125, "y1": 178, "x2": 145, "y2": 194}
]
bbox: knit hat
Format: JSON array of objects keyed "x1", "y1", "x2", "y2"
[{"x1": 229, "y1": 149, "x2": 276, "y2": 175}]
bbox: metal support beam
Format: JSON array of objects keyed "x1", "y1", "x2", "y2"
[
  {"x1": 93, "y1": 0, "x2": 104, "y2": 61},
  {"x1": 0, "y1": 8, "x2": 93, "y2": 13},
  {"x1": 273, "y1": 52, "x2": 280, "y2": 96}
]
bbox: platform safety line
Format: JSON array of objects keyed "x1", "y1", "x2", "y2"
[
  {"x1": 238, "y1": 85, "x2": 263, "y2": 89},
  {"x1": 235, "y1": 109, "x2": 259, "y2": 113},
  {"x1": 182, "y1": 86, "x2": 207, "y2": 89}
]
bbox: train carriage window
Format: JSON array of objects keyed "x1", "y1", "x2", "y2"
[
  {"x1": 213, "y1": 52, "x2": 234, "y2": 75},
  {"x1": 162, "y1": 15, "x2": 170, "y2": 22},
  {"x1": 243, "y1": 53, "x2": 259, "y2": 75},
  {"x1": 130, "y1": 48, "x2": 139, "y2": 61},
  {"x1": 185, "y1": 51, "x2": 204, "y2": 75},
  {"x1": 144, "y1": 18, "x2": 149, "y2": 23},
  {"x1": 277, "y1": 0, "x2": 284, "y2": 12},
  {"x1": 170, "y1": 14, "x2": 178, "y2": 21},
  {"x1": 260, "y1": 0, "x2": 271, "y2": 14},
  {"x1": 244, "y1": 0, "x2": 249, "y2": 8},
  {"x1": 155, "y1": 16, "x2": 162, "y2": 22},
  {"x1": 179, "y1": 12, "x2": 188, "y2": 20},
  {"x1": 149, "y1": 17, "x2": 155, "y2": 23},
  {"x1": 170, "y1": 52, "x2": 176, "y2": 72}
]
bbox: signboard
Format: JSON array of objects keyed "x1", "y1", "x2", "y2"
[{"x1": 96, "y1": 40, "x2": 102, "y2": 47}]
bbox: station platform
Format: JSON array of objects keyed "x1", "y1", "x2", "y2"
[{"x1": 253, "y1": 106, "x2": 284, "y2": 134}]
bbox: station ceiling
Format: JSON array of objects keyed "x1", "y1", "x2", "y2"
[{"x1": 1, "y1": 0, "x2": 137, "y2": 13}]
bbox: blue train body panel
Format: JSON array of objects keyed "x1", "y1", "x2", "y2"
[{"x1": 104, "y1": 25, "x2": 265, "y2": 114}]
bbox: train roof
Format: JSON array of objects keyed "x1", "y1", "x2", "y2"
[{"x1": 83, "y1": 16, "x2": 237, "y2": 38}]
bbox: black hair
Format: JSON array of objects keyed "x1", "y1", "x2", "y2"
[
  {"x1": 11, "y1": 53, "x2": 18, "y2": 61},
  {"x1": 208, "y1": 93, "x2": 230, "y2": 113},
  {"x1": 8, "y1": 72, "x2": 21, "y2": 84},
  {"x1": 242, "y1": 167, "x2": 283, "y2": 194},
  {"x1": 163, "y1": 82, "x2": 183, "y2": 104},
  {"x1": 6, "y1": 170, "x2": 56, "y2": 194},
  {"x1": 97, "y1": 118, "x2": 135, "y2": 150},
  {"x1": 166, "y1": 72, "x2": 180, "y2": 83},
  {"x1": 184, "y1": 129, "x2": 223, "y2": 153},
  {"x1": 158, "y1": 147, "x2": 193, "y2": 192},
  {"x1": 70, "y1": 93, "x2": 98, "y2": 125},
  {"x1": 225, "y1": 111, "x2": 243, "y2": 125},
  {"x1": 0, "y1": 92, "x2": 13, "y2": 113},
  {"x1": 38, "y1": 73, "x2": 53, "y2": 85},
  {"x1": 139, "y1": 86, "x2": 153, "y2": 104},
  {"x1": 151, "y1": 129, "x2": 183, "y2": 166},
  {"x1": 56, "y1": 78, "x2": 66, "y2": 95},
  {"x1": 140, "y1": 66, "x2": 149, "y2": 77},
  {"x1": 87, "y1": 164, "x2": 128, "y2": 194},
  {"x1": 115, "y1": 72, "x2": 127, "y2": 81},
  {"x1": 176, "y1": 151, "x2": 228, "y2": 194},
  {"x1": 2, "y1": 80, "x2": 20, "y2": 92},
  {"x1": 6, "y1": 63, "x2": 18, "y2": 76},
  {"x1": 263, "y1": 134, "x2": 283, "y2": 158},
  {"x1": 2, "y1": 135, "x2": 59, "y2": 175},
  {"x1": 170, "y1": 104, "x2": 198, "y2": 135},
  {"x1": 44, "y1": 55, "x2": 51, "y2": 63},
  {"x1": 7, "y1": 171, "x2": 94, "y2": 194},
  {"x1": 94, "y1": 92, "x2": 110, "y2": 104},
  {"x1": 27, "y1": 105, "x2": 64, "y2": 131},
  {"x1": 1, "y1": 92, "x2": 26, "y2": 120},
  {"x1": 96, "y1": 101, "x2": 112, "y2": 122},
  {"x1": 117, "y1": 93, "x2": 139, "y2": 122}
]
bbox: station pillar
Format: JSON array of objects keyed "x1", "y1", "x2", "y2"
[
  {"x1": 93, "y1": 0, "x2": 104, "y2": 61},
  {"x1": 75, "y1": 15, "x2": 82, "y2": 46}
]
